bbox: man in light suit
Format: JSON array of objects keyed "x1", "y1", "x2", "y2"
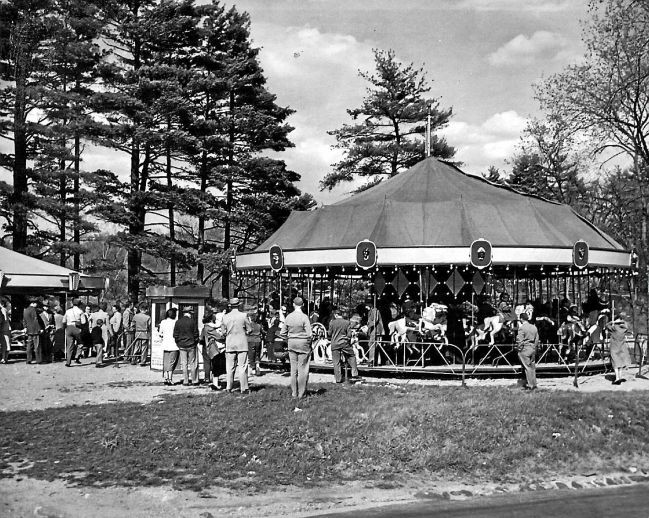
[
  {"x1": 23, "y1": 298, "x2": 44, "y2": 364},
  {"x1": 221, "y1": 297, "x2": 252, "y2": 394}
]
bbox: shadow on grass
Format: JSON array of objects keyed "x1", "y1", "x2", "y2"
[{"x1": 2, "y1": 384, "x2": 649, "y2": 492}]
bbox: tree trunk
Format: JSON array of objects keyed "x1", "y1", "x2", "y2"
[
  {"x1": 221, "y1": 90, "x2": 235, "y2": 299},
  {"x1": 12, "y1": 47, "x2": 29, "y2": 254},
  {"x1": 196, "y1": 150, "x2": 207, "y2": 284},
  {"x1": 128, "y1": 138, "x2": 141, "y2": 305},
  {"x1": 59, "y1": 153, "x2": 67, "y2": 267},
  {"x1": 73, "y1": 131, "x2": 81, "y2": 271},
  {"x1": 166, "y1": 124, "x2": 176, "y2": 286}
]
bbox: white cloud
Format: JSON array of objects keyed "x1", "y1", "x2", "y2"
[
  {"x1": 454, "y1": 0, "x2": 574, "y2": 12},
  {"x1": 440, "y1": 110, "x2": 528, "y2": 173},
  {"x1": 487, "y1": 31, "x2": 571, "y2": 67},
  {"x1": 250, "y1": 23, "x2": 378, "y2": 203}
]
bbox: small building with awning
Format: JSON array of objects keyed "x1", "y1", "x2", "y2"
[{"x1": 0, "y1": 246, "x2": 105, "y2": 296}]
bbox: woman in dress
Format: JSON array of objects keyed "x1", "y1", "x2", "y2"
[
  {"x1": 200, "y1": 309, "x2": 226, "y2": 390},
  {"x1": 158, "y1": 308, "x2": 179, "y2": 385},
  {"x1": 606, "y1": 312, "x2": 631, "y2": 385}
]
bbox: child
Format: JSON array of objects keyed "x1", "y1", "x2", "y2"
[{"x1": 92, "y1": 318, "x2": 105, "y2": 367}]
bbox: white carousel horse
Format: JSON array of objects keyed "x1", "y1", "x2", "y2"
[
  {"x1": 477, "y1": 314, "x2": 505, "y2": 346},
  {"x1": 349, "y1": 329, "x2": 366, "y2": 363},
  {"x1": 514, "y1": 304, "x2": 534, "y2": 320},
  {"x1": 311, "y1": 322, "x2": 331, "y2": 363},
  {"x1": 418, "y1": 303, "x2": 448, "y2": 343},
  {"x1": 583, "y1": 309, "x2": 610, "y2": 346},
  {"x1": 388, "y1": 317, "x2": 420, "y2": 354}
]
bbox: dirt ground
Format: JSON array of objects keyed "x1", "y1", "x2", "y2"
[{"x1": 1, "y1": 359, "x2": 649, "y2": 518}]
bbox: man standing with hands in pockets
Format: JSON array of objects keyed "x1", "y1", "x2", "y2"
[
  {"x1": 221, "y1": 297, "x2": 252, "y2": 394},
  {"x1": 281, "y1": 297, "x2": 312, "y2": 402},
  {"x1": 516, "y1": 312, "x2": 539, "y2": 391}
]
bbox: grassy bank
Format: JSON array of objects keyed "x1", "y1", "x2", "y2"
[{"x1": 1, "y1": 383, "x2": 648, "y2": 492}]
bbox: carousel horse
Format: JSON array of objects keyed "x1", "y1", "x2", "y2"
[
  {"x1": 311, "y1": 322, "x2": 331, "y2": 363},
  {"x1": 349, "y1": 328, "x2": 366, "y2": 363},
  {"x1": 388, "y1": 317, "x2": 420, "y2": 355},
  {"x1": 582, "y1": 308, "x2": 610, "y2": 359},
  {"x1": 418, "y1": 302, "x2": 448, "y2": 343},
  {"x1": 514, "y1": 304, "x2": 534, "y2": 321},
  {"x1": 558, "y1": 314, "x2": 587, "y2": 362},
  {"x1": 584, "y1": 309, "x2": 610, "y2": 346},
  {"x1": 477, "y1": 308, "x2": 512, "y2": 346}
]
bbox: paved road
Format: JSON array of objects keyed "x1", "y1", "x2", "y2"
[{"x1": 318, "y1": 484, "x2": 649, "y2": 517}]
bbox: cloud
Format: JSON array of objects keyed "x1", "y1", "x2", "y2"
[
  {"x1": 453, "y1": 0, "x2": 574, "y2": 12},
  {"x1": 487, "y1": 31, "x2": 572, "y2": 67},
  {"x1": 250, "y1": 23, "x2": 378, "y2": 203},
  {"x1": 252, "y1": 23, "x2": 374, "y2": 119},
  {"x1": 440, "y1": 110, "x2": 528, "y2": 173}
]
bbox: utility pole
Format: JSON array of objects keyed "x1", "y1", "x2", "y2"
[{"x1": 425, "y1": 102, "x2": 431, "y2": 157}]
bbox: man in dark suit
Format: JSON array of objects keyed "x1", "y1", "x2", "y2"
[{"x1": 23, "y1": 298, "x2": 44, "y2": 364}]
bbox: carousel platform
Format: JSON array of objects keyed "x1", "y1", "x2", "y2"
[
  {"x1": 261, "y1": 355, "x2": 611, "y2": 380},
  {"x1": 262, "y1": 344, "x2": 611, "y2": 379}
]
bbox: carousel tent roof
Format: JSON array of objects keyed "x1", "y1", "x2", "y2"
[
  {"x1": 257, "y1": 158, "x2": 623, "y2": 252},
  {"x1": 0, "y1": 246, "x2": 105, "y2": 292}
]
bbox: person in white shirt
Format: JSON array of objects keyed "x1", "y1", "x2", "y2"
[
  {"x1": 108, "y1": 304, "x2": 122, "y2": 359},
  {"x1": 158, "y1": 308, "x2": 179, "y2": 385},
  {"x1": 63, "y1": 299, "x2": 86, "y2": 366}
]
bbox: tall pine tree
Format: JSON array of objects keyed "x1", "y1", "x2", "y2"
[{"x1": 322, "y1": 49, "x2": 455, "y2": 192}]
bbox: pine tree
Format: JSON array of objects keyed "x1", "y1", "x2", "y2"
[
  {"x1": 322, "y1": 49, "x2": 455, "y2": 192},
  {"x1": 0, "y1": 0, "x2": 55, "y2": 254},
  {"x1": 96, "y1": 0, "x2": 205, "y2": 302},
  {"x1": 29, "y1": 0, "x2": 106, "y2": 267},
  {"x1": 188, "y1": 3, "x2": 294, "y2": 296}
]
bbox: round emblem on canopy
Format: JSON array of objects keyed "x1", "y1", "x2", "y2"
[
  {"x1": 470, "y1": 239, "x2": 492, "y2": 269},
  {"x1": 356, "y1": 240, "x2": 377, "y2": 269},
  {"x1": 573, "y1": 240, "x2": 589, "y2": 269},
  {"x1": 269, "y1": 244, "x2": 284, "y2": 272}
]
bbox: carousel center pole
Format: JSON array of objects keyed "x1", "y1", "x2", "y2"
[{"x1": 425, "y1": 103, "x2": 431, "y2": 158}]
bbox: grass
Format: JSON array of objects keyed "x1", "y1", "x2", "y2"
[{"x1": 2, "y1": 383, "x2": 649, "y2": 492}]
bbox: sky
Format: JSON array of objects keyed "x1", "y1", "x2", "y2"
[
  {"x1": 0, "y1": 0, "x2": 590, "y2": 206},
  {"x1": 219, "y1": 0, "x2": 589, "y2": 204}
]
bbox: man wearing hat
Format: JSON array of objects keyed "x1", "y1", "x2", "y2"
[
  {"x1": 221, "y1": 297, "x2": 252, "y2": 394},
  {"x1": 173, "y1": 305, "x2": 200, "y2": 385},
  {"x1": 280, "y1": 296, "x2": 312, "y2": 400}
]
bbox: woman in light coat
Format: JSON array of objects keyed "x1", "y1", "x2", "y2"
[
  {"x1": 158, "y1": 308, "x2": 179, "y2": 385},
  {"x1": 606, "y1": 312, "x2": 631, "y2": 385}
]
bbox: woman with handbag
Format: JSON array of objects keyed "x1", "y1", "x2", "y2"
[{"x1": 201, "y1": 312, "x2": 226, "y2": 390}]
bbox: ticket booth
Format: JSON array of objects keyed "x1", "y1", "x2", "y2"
[{"x1": 146, "y1": 285, "x2": 210, "y2": 371}]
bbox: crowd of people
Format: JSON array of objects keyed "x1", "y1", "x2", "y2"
[
  {"x1": 0, "y1": 285, "x2": 633, "y2": 396},
  {"x1": 0, "y1": 296, "x2": 148, "y2": 367}
]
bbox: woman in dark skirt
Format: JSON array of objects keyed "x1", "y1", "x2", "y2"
[{"x1": 201, "y1": 312, "x2": 226, "y2": 390}]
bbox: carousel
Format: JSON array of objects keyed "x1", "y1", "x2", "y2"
[{"x1": 236, "y1": 158, "x2": 635, "y2": 380}]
